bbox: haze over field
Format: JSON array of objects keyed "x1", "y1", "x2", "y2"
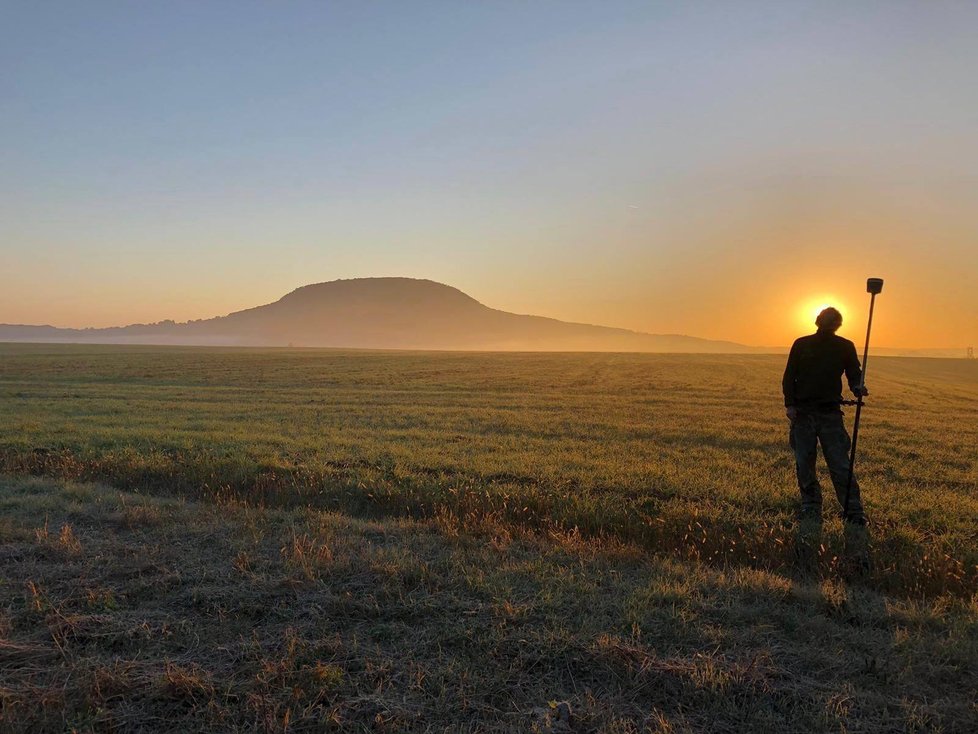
[
  {"x1": 0, "y1": 277, "x2": 753, "y2": 352},
  {"x1": 3, "y1": 3, "x2": 977, "y2": 350},
  {"x1": 0, "y1": 276, "x2": 967, "y2": 356}
]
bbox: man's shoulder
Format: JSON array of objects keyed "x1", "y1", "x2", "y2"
[
  {"x1": 791, "y1": 332, "x2": 854, "y2": 354},
  {"x1": 830, "y1": 334, "x2": 857, "y2": 350},
  {"x1": 792, "y1": 334, "x2": 817, "y2": 348}
]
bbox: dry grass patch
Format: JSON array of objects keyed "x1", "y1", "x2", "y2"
[
  {"x1": 0, "y1": 477, "x2": 975, "y2": 732},
  {"x1": 1, "y1": 346, "x2": 975, "y2": 599}
]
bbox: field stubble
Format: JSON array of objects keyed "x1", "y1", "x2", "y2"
[
  {"x1": 2, "y1": 345, "x2": 975, "y2": 599},
  {"x1": 0, "y1": 476, "x2": 976, "y2": 732},
  {"x1": 1, "y1": 345, "x2": 977, "y2": 731}
]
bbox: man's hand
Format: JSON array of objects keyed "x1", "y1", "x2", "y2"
[
  {"x1": 785, "y1": 407, "x2": 798, "y2": 422},
  {"x1": 851, "y1": 384, "x2": 869, "y2": 398}
]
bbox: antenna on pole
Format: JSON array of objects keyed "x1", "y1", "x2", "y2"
[{"x1": 843, "y1": 277, "x2": 884, "y2": 521}]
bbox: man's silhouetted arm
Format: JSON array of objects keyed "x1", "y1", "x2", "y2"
[
  {"x1": 782, "y1": 342, "x2": 798, "y2": 408},
  {"x1": 844, "y1": 342, "x2": 863, "y2": 393}
]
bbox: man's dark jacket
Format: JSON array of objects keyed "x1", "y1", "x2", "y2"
[{"x1": 782, "y1": 329, "x2": 863, "y2": 410}]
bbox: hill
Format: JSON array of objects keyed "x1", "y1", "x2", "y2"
[{"x1": 0, "y1": 277, "x2": 754, "y2": 352}]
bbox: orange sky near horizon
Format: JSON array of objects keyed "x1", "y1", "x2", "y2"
[
  {"x1": 0, "y1": 262, "x2": 969, "y2": 352},
  {"x1": 1, "y1": 182, "x2": 975, "y2": 350},
  {"x1": 4, "y1": 170, "x2": 973, "y2": 350},
  {"x1": 2, "y1": 3, "x2": 976, "y2": 350}
]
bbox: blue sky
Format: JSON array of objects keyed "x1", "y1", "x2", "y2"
[{"x1": 2, "y1": 1, "x2": 976, "y2": 346}]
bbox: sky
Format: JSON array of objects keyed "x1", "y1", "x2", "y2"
[{"x1": 2, "y1": 1, "x2": 976, "y2": 349}]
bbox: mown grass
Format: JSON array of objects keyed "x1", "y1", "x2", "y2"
[
  {"x1": 1, "y1": 344, "x2": 975, "y2": 599},
  {"x1": 1, "y1": 476, "x2": 976, "y2": 732}
]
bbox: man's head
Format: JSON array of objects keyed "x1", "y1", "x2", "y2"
[{"x1": 815, "y1": 307, "x2": 843, "y2": 333}]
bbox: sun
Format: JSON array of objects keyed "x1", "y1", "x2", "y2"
[
  {"x1": 798, "y1": 297, "x2": 848, "y2": 331},
  {"x1": 812, "y1": 302, "x2": 832, "y2": 320}
]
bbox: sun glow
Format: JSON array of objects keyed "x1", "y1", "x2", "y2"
[{"x1": 798, "y1": 297, "x2": 848, "y2": 332}]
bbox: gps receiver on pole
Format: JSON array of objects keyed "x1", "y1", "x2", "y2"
[{"x1": 843, "y1": 277, "x2": 884, "y2": 519}]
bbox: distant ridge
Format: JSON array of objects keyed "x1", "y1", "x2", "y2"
[{"x1": 0, "y1": 277, "x2": 805, "y2": 354}]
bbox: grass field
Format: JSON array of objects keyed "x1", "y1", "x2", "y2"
[{"x1": 1, "y1": 343, "x2": 976, "y2": 731}]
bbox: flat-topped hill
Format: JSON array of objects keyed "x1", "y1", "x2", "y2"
[{"x1": 0, "y1": 277, "x2": 751, "y2": 352}]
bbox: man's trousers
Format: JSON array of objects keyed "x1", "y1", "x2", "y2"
[{"x1": 789, "y1": 410, "x2": 864, "y2": 519}]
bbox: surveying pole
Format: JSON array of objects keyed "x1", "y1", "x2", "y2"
[{"x1": 843, "y1": 278, "x2": 884, "y2": 520}]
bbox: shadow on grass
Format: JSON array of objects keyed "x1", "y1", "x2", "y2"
[
  {"x1": 2, "y1": 446, "x2": 974, "y2": 600},
  {"x1": 0, "y1": 477, "x2": 974, "y2": 733}
]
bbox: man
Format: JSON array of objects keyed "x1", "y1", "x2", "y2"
[{"x1": 782, "y1": 307, "x2": 868, "y2": 524}]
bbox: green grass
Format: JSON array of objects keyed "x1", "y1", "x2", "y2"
[
  {"x1": 0, "y1": 344, "x2": 976, "y2": 730},
  {"x1": 2, "y1": 344, "x2": 975, "y2": 598},
  {"x1": 1, "y1": 476, "x2": 976, "y2": 732}
]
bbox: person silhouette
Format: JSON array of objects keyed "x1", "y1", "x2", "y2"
[{"x1": 782, "y1": 307, "x2": 868, "y2": 525}]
